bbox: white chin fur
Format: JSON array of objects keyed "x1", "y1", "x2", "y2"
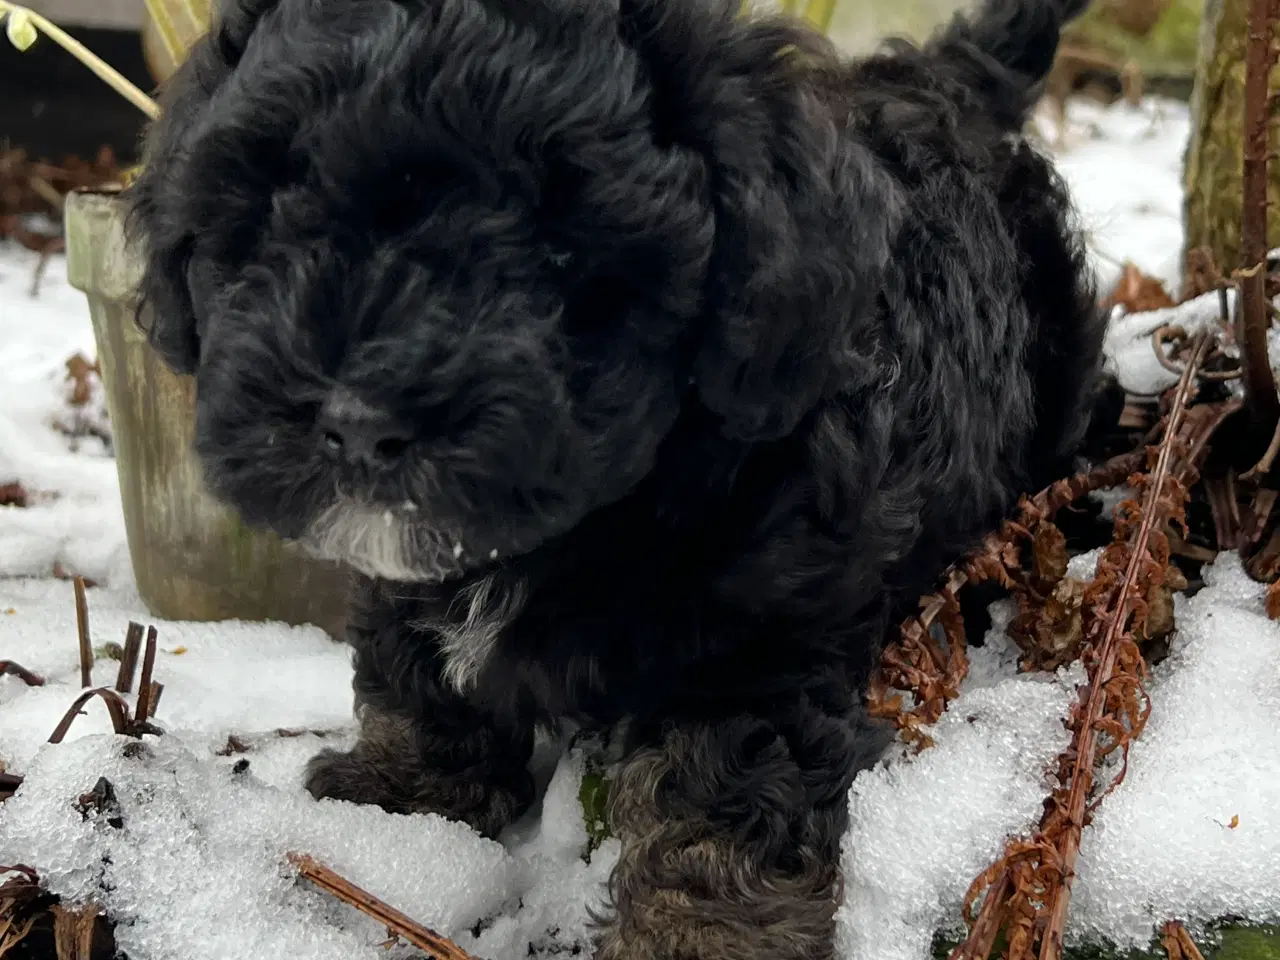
[{"x1": 301, "y1": 501, "x2": 460, "y2": 583}]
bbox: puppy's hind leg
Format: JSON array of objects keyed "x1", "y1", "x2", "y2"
[
  {"x1": 594, "y1": 697, "x2": 891, "y2": 960},
  {"x1": 304, "y1": 582, "x2": 534, "y2": 839}
]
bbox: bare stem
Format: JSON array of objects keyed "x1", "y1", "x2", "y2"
[
  {"x1": 1038, "y1": 333, "x2": 1212, "y2": 960},
  {"x1": 288, "y1": 854, "x2": 476, "y2": 960},
  {"x1": 1238, "y1": 0, "x2": 1280, "y2": 424},
  {"x1": 73, "y1": 576, "x2": 92, "y2": 689},
  {"x1": 115, "y1": 622, "x2": 143, "y2": 694},
  {"x1": 0, "y1": 1, "x2": 159, "y2": 119},
  {"x1": 134, "y1": 626, "x2": 159, "y2": 724}
]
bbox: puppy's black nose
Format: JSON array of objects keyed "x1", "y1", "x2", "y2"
[{"x1": 317, "y1": 390, "x2": 413, "y2": 466}]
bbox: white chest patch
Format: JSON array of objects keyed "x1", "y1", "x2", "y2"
[{"x1": 423, "y1": 573, "x2": 529, "y2": 693}]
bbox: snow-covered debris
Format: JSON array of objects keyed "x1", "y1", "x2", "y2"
[
  {"x1": 0, "y1": 580, "x2": 617, "y2": 959},
  {"x1": 1070, "y1": 553, "x2": 1280, "y2": 950},
  {"x1": 836, "y1": 644, "x2": 1080, "y2": 960},
  {"x1": 1104, "y1": 290, "x2": 1236, "y2": 396},
  {"x1": 0, "y1": 577, "x2": 357, "y2": 774},
  {"x1": 837, "y1": 553, "x2": 1280, "y2": 958},
  {"x1": 0, "y1": 735, "x2": 524, "y2": 960}
]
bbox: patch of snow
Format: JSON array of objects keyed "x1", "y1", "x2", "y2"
[
  {"x1": 0, "y1": 575, "x2": 619, "y2": 958},
  {"x1": 1, "y1": 735, "x2": 525, "y2": 960},
  {"x1": 1070, "y1": 553, "x2": 1280, "y2": 949},
  {"x1": 0, "y1": 577, "x2": 357, "y2": 774},
  {"x1": 1104, "y1": 291, "x2": 1235, "y2": 396},
  {"x1": 1050, "y1": 97, "x2": 1191, "y2": 297},
  {"x1": 837, "y1": 663, "x2": 1080, "y2": 960},
  {"x1": 0, "y1": 242, "x2": 128, "y2": 586}
]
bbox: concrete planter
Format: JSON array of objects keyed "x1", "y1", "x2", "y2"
[{"x1": 64, "y1": 187, "x2": 350, "y2": 638}]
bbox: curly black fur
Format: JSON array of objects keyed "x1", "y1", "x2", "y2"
[{"x1": 127, "y1": 0, "x2": 1110, "y2": 953}]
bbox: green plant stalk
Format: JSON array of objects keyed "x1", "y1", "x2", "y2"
[
  {"x1": 143, "y1": 0, "x2": 189, "y2": 65},
  {"x1": 0, "y1": 0, "x2": 159, "y2": 119},
  {"x1": 142, "y1": 0, "x2": 211, "y2": 77}
]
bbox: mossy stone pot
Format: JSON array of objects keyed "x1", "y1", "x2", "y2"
[{"x1": 65, "y1": 187, "x2": 351, "y2": 639}]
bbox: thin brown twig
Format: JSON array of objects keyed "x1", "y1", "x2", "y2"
[
  {"x1": 1152, "y1": 324, "x2": 1189, "y2": 377},
  {"x1": 1160, "y1": 921, "x2": 1208, "y2": 960},
  {"x1": 73, "y1": 575, "x2": 92, "y2": 689},
  {"x1": 1151, "y1": 324, "x2": 1242, "y2": 382},
  {"x1": 29, "y1": 236, "x2": 65, "y2": 298},
  {"x1": 1205, "y1": 474, "x2": 1241, "y2": 549},
  {"x1": 1037, "y1": 332, "x2": 1213, "y2": 960},
  {"x1": 1026, "y1": 448, "x2": 1149, "y2": 518},
  {"x1": 1167, "y1": 535, "x2": 1218, "y2": 562},
  {"x1": 1184, "y1": 399, "x2": 1244, "y2": 467},
  {"x1": 949, "y1": 339, "x2": 1227, "y2": 960},
  {"x1": 287, "y1": 854, "x2": 476, "y2": 960},
  {"x1": 26, "y1": 174, "x2": 63, "y2": 210}
]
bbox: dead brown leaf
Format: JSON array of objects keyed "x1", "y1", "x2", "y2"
[
  {"x1": 1105, "y1": 262, "x2": 1176, "y2": 314},
  {"x1": 1099, "y1": 0, "x2": 1172, "y2": 37},
  {"x1": 1030, "y1": 521, "x2": 1069, "y2": 587},
  {"x1": 1266, "y1": 579, "x2": 1280, "y2": 619},
  {"x1": 1009, "y1": 575, "x2": 1090, "y2": 672},
  {"x1": 0, "y1": 483, "x2": 28, "y2": 509},
  {"x1": 64, "y1": 354, "x2": 100, "y2": 408}
]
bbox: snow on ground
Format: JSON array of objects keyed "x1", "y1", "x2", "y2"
[
  {"x1": 0, "y1": 242, "x2": 127, "y2": 584},
  {"x1": 1043, "y1": 96, "x2": 1191, "y2": 298},
  {"x1": 3, "y1": 95, "x2": 1278, "y2": 959}
]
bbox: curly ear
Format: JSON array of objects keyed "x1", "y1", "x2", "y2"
[
  {"x1": 618, "y1": 0, "x2": 899, "y2": 442},
  {"x1": 125, "y1": 0, "x2": 282, "y2": 375}
]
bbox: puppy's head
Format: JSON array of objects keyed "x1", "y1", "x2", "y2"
[{"x1": 127, "y1": 0, "x2": 893, "y2": 583}]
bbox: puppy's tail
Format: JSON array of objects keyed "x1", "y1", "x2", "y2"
[{"x1": 922, "y1": 0, "x2": 1091, "y2": 129}]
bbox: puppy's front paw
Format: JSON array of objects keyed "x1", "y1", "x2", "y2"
[
  {"x1": 304, "y1": 746, "x2": 531, "y2": 838},
  {"x1": 304, "y1": 747, "x2": 393, "y2": 807}
]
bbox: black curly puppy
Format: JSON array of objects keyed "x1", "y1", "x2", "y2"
[{"x1": 127, "y1": 0, "x2": 1107, "y2": 953}]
